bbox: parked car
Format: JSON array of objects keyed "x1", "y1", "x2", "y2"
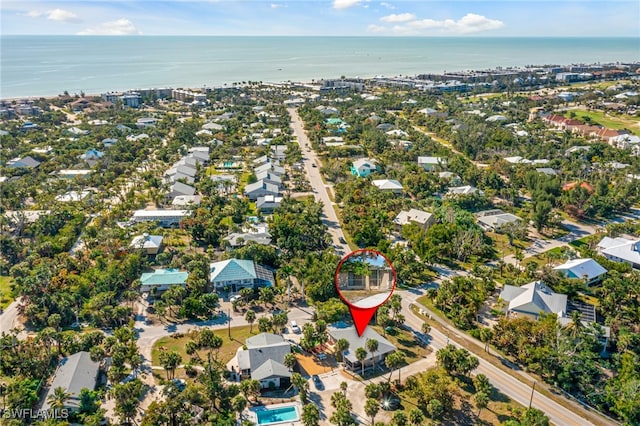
[
  {"x1": 230, "y1": 295, "x2": 242, "y2": 303},
  {"x1": 291, "y1": 320, "x2": 301, "y2": 334},
  {"x1": 312, "y1": 375, "x2": 324, "y2": 390},
  {"x1": 339, "y1": 237, "x2": 347, "y2": 244}
]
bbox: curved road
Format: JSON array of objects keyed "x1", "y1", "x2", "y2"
[{"x1": 287, "y1": 107, "x2": 607, "y2": 426}]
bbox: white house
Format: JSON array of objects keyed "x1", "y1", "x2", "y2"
[
  {"x1": 476, "y1": 210, "x2": 522, "y2": 231},
  {"x1": 393, "y1": 209, "x2": 435, "y2": 230},
  {"x1": 235, "y1": 333, "x2": 291, "y2": 389},
  {"x1": 447, "y1": 185, "x2": 482, "y2": 196},
  {"x1": 372, "y1": 179, "x2": 403, "y2": 193},
  {"x1": 131, "y1": 209, "x2": 190, "y2": 227},
  {"x1": 500, "y1": 281, "x2": 567, "y2": 320},
  {"x1": 130, "y1": 234, "x2": 164, "y2": 255},
  {"x1": 418, "y1": 156, "x2": 446, "y2": 171},
  {"x1": 597, "y1": 236, "x2": 640, "y2": 269},
  {"x1": 553, "y1": 258, "x2": 607, "y2": 285}
]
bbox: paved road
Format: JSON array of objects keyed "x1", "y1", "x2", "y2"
[
  {"x1": 0, "y1": 298, "x2": 22, "y2": 336},
  {"x1": 288, "y1": 108, "x2": 350, "y2": 254},
  {"x1": 397, "y1": 287, "x2": 609, "y2": 426}
]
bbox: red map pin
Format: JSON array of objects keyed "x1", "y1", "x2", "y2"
[{"x1": 335, "y1": 249, "x2": 397, "y2": 336}]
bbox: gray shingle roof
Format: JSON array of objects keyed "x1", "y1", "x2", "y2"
[
  {"x1": 328, "y1": 324, "x2": 396, "y2": 364},
  {"x1": 237, "y1": 333, "x2": 291, "y2": 374},
  {"x1": 41, "y1": 351, "x2": 99, "y2": 411},
  {"x1": 250, "y1": 359, "x2": 291, "y2": 381}
]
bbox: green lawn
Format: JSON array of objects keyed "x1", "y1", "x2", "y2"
[
  {"x1": 0, "y1": 276, "x2": 14, "y2": 310},
  {"x1": 372, "y1": 325, "x2": 432, "y2": 365},
  {"x1": 152, "y1": 325, "x2": 255, "y2": 369},
  {"x1": 568, "y1": 109, "x2": 640, "y2": 136}
]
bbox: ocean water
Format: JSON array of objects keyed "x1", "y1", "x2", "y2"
[{"x1": 1, "y1": 36, "x2": 638, "y2": 98}]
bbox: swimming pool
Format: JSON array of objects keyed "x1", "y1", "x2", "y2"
[{"x1": 256, "y1": 405, "x2": 299, "y2": 425}]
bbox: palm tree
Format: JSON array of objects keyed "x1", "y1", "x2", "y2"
[
  {"x1": 245, "y1": 309, "x2": 256, "y2": 333},
  {"x1": 366, "y1": 338, "x2": 379, "y2": 369},
  {"x1": 474, "y1": 391, "x2": 489, "y2": 415},
  {"x1": 301, "y1": 402, "x2": 320, "y2": 426},
  {"x1": 421, "y1": 322, "x2": 431, "y2": 335},
  {"x1": 564, "y1": 310, "x2": 584, "y2": 339},
  {"x1": 335, "y1": 338, "x2": 350, "y2": 364},
  {"x1": 340, "y1": 381, "x2": 348, "y2": 397},
  {"x1": 364, "y1": 398, "x2": 380, "y2": 426},
  {"x1": 479, "y1": 327, "x2": 493, "y2": 352},
  {"x1": 47, "y1": 386, "x2": 71, "y2": 410},
  {"x1": 284, "y1": 353, "x2": 297, "y2": 372},
  {"x1": 231, "y1": 394, "x2": 247, "y2": 423},
  {"x1": 356, "y1": 347, "x2": 367, "y2": 377},
  {"x1": 409, "y1": 408, "x2": 424, "y2": 425}
]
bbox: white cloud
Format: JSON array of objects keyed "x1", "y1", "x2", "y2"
[
  {"x1": 386, "y1": 13, "x2": 504, "y2": 35},
  {"x1": 367, "y1": 24, "x2": 387, "y2": 33},
  {"x1": 270, "y1": 3, "x2": 286, "y2": 8},
  {"x1": 23, "y1": 8, "x2": 80, "y2": 23},
  {"x1": 47, "y1": 9, "x2": 80, "y2": 23},
  {"x1": 380, "y1": 13, "x2": 415, "y2": 23},
  {"x1": 380, "y1": 2, "x2": 395, "y2": 10},
  {"x1": 333, "y1": 0, "x2": 362, "y2": 9},
  {"x1": 77, "y1": 18, "x2": 141, "y2": 35}
]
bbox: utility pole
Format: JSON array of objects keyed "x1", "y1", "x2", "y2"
[
  {"x1": 529, "y1": 380, "x2": 536, "y2": 408},
  {"x1": 228, "y1": 309, "x2": 231, "y2": 339}
]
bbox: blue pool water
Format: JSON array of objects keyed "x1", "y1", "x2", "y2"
[{"x1": 256, "y1": 406, "x2": 299, "y2": 425}]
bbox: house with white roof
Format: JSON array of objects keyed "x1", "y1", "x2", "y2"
[
  {"x1": 372, "y1": 179, "x2": 403, "y2": 194},
  {"x1": 394, "y1": 209, "x2": 435, "y2": 231},
  {"x1": 447, "y1": 185, "x2": 482, "y2": 196},
  {"x1": 597, "y1": 236, "x2": 640, "y2": 269},
  {"x1": 172, "y1": 195, "x2": 202, "y2": 208},
  {"x1": 385, "y1": 129, "x2": 409, "y2": 138},
  {"x1": 209, "y1": 259, "x2": 275, "y2": 292},
  {"x1": 130, "y1": 234, "x2": 164, "y2": 255},
  {"x1": 136, "y1": 117, "x2": 157, "y2": 128},
  {"x1": 476, "y1": 209, "x2": 522, "y2": 231},
  {"x1": 224, "y1": 232, "x2": 272, "y2": 248},
  {"x1": 500, "y1": 281, "x2": 567, "y2": 320},
  {"x1": 418, "y1": 156, "x2": 446, "y2": 172},
  {"x1": 55, "y1": 190, "x2": 92, "y2": 202},
  {"x1": 254, "y1": 162, "x2": 285, "y2": 176},
  {"x1": 553, "y1": 258, "x2": 607, "y2": 285},
  {"x1": 131, "y1": 209, "x2": 190, "y2": 227},
  {"x1": 256, "y1": 195, "x2": 283, "y2": 214},
  {"x1": 351, "y1": 158, "x2": 378, "y2": 177}
]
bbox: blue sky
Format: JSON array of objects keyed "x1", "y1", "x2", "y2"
[{"x1": 2, "y1": 1, "x2": 638, "y2": 36}]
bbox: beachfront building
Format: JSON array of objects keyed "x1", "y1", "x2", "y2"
[
  {"x1": 209, "y1": 259, "x2": 275, "y2": 292},
  {"x1": 328, "y1": 324, "x2": 396, "y2": 371},
  {"x1": 553, "y1": 258, "x2": 607, "y2": 285}
]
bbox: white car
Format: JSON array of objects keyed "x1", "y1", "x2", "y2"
[
  {"x1": 291, "y1": 320, "x2": 301, "y2": 334},
  {"x1": 230, "y1": 295, "x2": 242, "y2": 303}
]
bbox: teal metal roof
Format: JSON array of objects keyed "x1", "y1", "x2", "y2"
[
  {"x1": 140, "y1": 268, "x2": 189, "y2": 285},
  {"x1": 210, "y1": 259, "x2": 257, "y2": 282}
]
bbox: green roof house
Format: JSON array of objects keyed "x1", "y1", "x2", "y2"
[{"x1": 139, "y1": 268, "x2": 189, "y2": 293}]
